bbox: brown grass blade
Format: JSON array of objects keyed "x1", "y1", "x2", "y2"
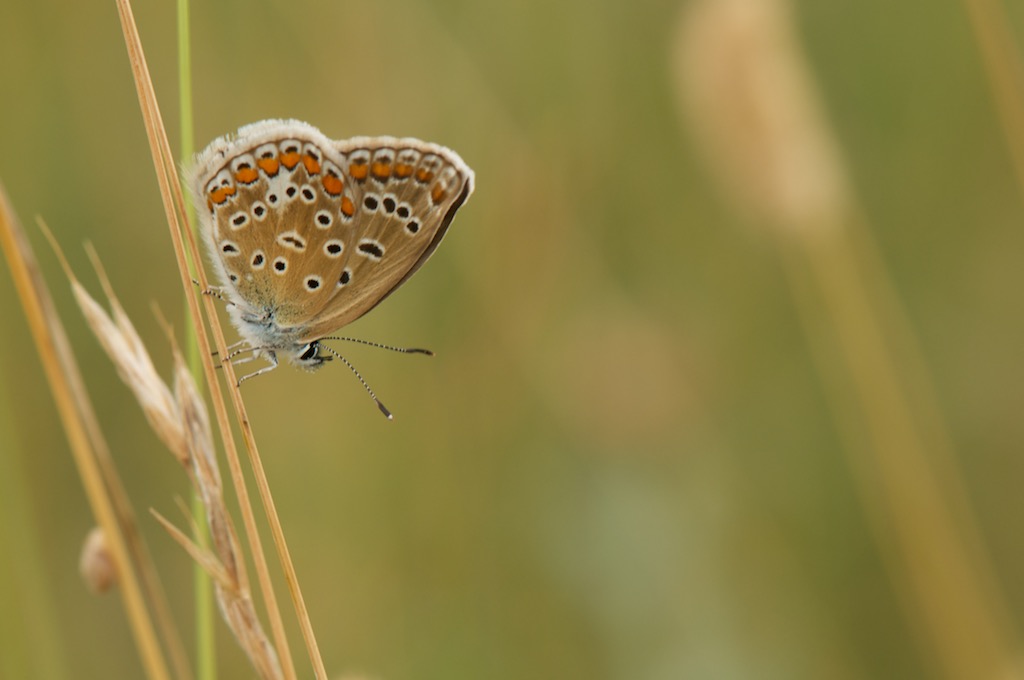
[
  {"x1": 113, "y1": 0, "x2": 326, "y2": 676},
  {"x1": 0, "y1": 183, "x2": 174, "y2": 680},
  {"x1": 67, "y1": 242, "x2": 285, "y2": 677}
]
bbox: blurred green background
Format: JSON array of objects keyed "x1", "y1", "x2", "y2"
[{"x1": 2, "y1": 0, "x2": 1024, "y2": 678}]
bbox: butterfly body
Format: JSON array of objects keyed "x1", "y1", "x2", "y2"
[{"x1": 189, "y1": 120, "x2": 474, "y2": 377}]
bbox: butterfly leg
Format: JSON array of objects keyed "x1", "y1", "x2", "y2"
[
  {"x1": 235, "y1": 350, "x2": 279, "y2": 386},
  {"x1": 194, "y1": 281, "x2": 235, "y2": 308},
  {"x1": 212, "y1": 339, "x2": 249, "y2": 360},
  {"x1": 223, "y1": 342, "x2": 257, "y2": 362}
]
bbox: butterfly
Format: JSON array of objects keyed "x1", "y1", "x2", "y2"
[{"x1": 189, "y1": 119, "x2": 474, "y2": 408}]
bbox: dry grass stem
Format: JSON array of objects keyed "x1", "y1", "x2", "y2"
[
  {"x1": 675, "y1": 1, "x2": 1023, "y2": 678},
  {"x1": 66, "y1": 244, "x2": 283, "y2": 677},
  {"x1": 961, "y1": 0, "x2": 1024, "y2": 201},
  {"x1": 40, "y1": 222, "x2": 194, "y2": 680},
  {"x1": 114, "y1": 0, "x2": 325, "y2": 676},
  {"x1": 153, "y1": 510, "x2": 234, "y2": 590},
  {"x1": 0, "y1": 184, "x2": 173, "y2": 680},
  {"x1": 174, "y1": 349, "x2": 284, "y2": 680}
]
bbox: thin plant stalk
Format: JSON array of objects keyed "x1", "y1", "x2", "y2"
[
  {"x1": 674, "y1": 1, "x2": 1022, "y2": 677},
  {"x1": 175, "y1": 0, "x2": 215, "y2": 676},
  {"x1": 0, "y1": 372, "x2": 69, "y2": 679},
  {"x1": 0, "y1": 184, "x2": 171, "y2": 680},
  {"x1": 47, "y1": 228, "x2": 197, "y2": 680},
  {"x1": 112, "y1": 0, "x2": 298, "y2": 676},
  {"x1": 779, "y1": 227, "x2": 1020, "y2": 680},
  {"x1": 113, "y1": 0, "x2": 327, "y2": 676},
  {"x1": 961, "y1": 0, "x2": 1024, "y2": 202},
  {"x1": 66, "y1": 257, "x2": 284, "y2": 678}
]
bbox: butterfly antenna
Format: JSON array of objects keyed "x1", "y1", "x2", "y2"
[
  {"x1": 319, "y1": 344, "x2": 393, "y2": 420},
  {"x1": 321, "y1": 336, "x2": 434, "y2": 356}
]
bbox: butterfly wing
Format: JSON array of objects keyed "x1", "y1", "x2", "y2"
[
  {"x1": 189, "y1": 120, "x2": 474, "y2": 344},
  {"x1": 302, "y1": 136, "x2": 475, "y2": 340}
]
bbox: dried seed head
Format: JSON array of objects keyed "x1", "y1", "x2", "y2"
[
  {"x1": 674, "y1": 0, "x2": 851, "y2": 235},
  {"x1": 71, "y1": 264, "x2": 188, "y2": 466},
  {"x1": 79, "y1": 527, "x2": 117, "y2": 594}
]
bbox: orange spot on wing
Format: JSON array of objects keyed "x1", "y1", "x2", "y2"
[
  {"x1": 303, "y1": 154, "x2": 322, "y2": 175},
  {"x1": 341, "y1": 196, "x2": 355, "y2": 217},
  {"x1": 281, "y1": 151, "x2": 301, "y2": 169},
  {"x1": 415, "y1": 168, "x2": 434, "y2": 183},
  {"x1": 322, "y1": 173, "x2": 344, "y2": 196},
  {"x1": 394, "y1": 162, "x2": 414, "y2": 178},
  {"x1": 257, "y1": 157, "x2": 280, "y2": 176},
  {"x1": 210, "y1": 185, "x2": 236, "y2": 204},
  {"x1": 431, "y1": 184, "x2": 447, "y2": 203},
  {"x1": 349, "y1": 162, "x2": 368, "y2": 181},
  {"x1": 371, "y1": 161, "x2": 392, "y2": 181},
  {"x1": 234, "y1": 166, "x2": 258, "y2": 184}
]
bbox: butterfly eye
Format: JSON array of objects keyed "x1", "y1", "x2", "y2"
[{"x1": 298, "y1": 342, "x2": 318, "y2": 362}]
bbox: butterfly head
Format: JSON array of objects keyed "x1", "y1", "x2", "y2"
[
  {"x1": 227, "y1": 304, "x2": 331, "y2": 372},
  {"x1": 289, "y1": 340, "x2": 331, "y2": 371}
]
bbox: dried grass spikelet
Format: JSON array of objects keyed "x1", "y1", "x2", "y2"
[
  {"x1": 113, "y1": 2, "x2": 312, "y2": 673},
  {"x1": 80, "y1": 526, "x2": 118, "y2": 594},
  {"x1": 67, "y1": 249, "x2": 283, "y2": 679},
  {"x1": 673, "y1": 0, "x2": 851, "y2": 235},
  {"x1": 165, "y1": 351, "x2": 283, "y2": 680},
  {"x1": 71, "y1": 246, "x2": 188, "y2": 466}
]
